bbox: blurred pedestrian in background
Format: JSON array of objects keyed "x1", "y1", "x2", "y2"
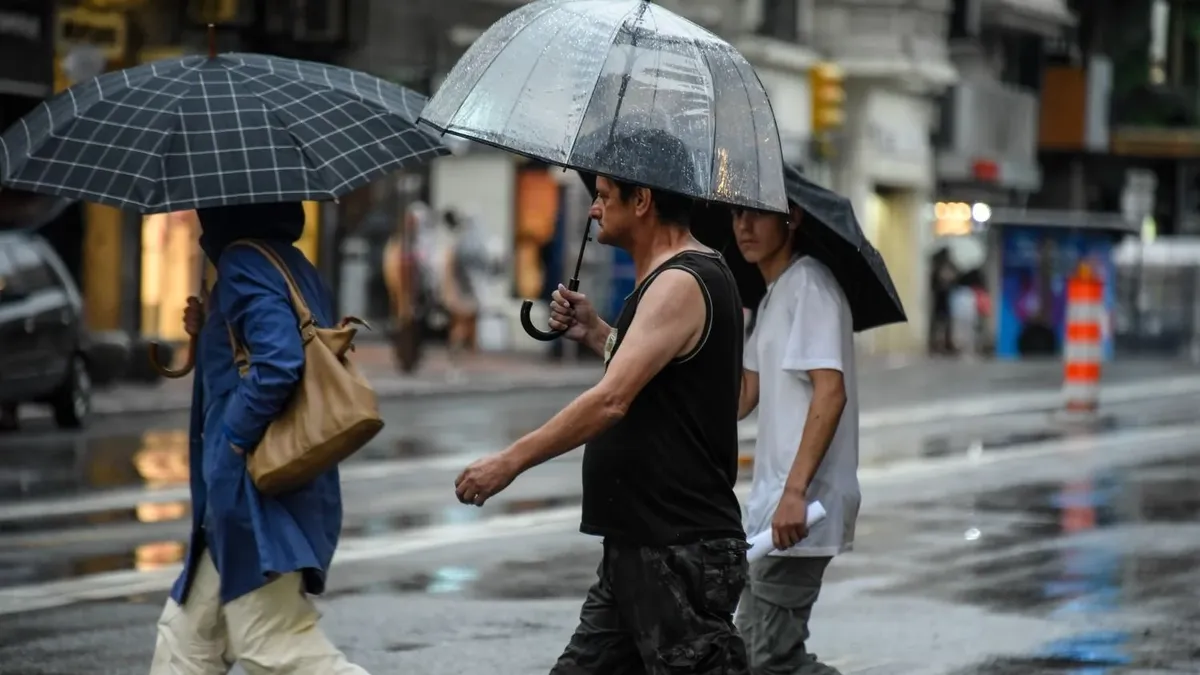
[
  {"x1": 151, "y1": 203, "x2": 367, "y2": 675},
  {"x1": 383, "y1": 201, "x2": 435, "y2": 373},
  {"x1": 440, "y1": 208, "x2": 491, "y2": 366},
  {"x1": 383, "y1": 201, "x2": 435, "y2": 329},
  {"x1": 929, "y1": 247, "x2": 960, "y2": 355},
  {"x1": 731, "y1": 184, "x2": 857, "y2": 675},
  {"x1": 952, "y1": 267, "x2": 989, "y2": 358}
]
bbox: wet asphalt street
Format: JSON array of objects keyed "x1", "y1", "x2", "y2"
[{"x1": 0, "y1": 382, "x2": 1199, "y2": 674}]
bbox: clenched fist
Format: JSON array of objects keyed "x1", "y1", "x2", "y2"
[
  {"x1": 548, "y1": 284, "x2": 598, "y2": 343},
  {"x1": 183, "y1": 296, "x2": 205, "y2": 337}
]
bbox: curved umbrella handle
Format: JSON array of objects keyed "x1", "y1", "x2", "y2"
[
  {"x1": 148, "y1": 337, "x2": 196, "y2": 378},
  {"x1": 520, "y1": 300, "x2": 566, "y2": 342}
]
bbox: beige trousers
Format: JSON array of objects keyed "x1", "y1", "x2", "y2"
[{"x1": 149, "y1": 551, "x2": 369, "y2": 675}]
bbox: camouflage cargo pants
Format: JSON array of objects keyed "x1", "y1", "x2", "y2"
[
  {"x1": 549, "y1": 538, "x2": 751, "y2": 675},
  {"x1": 735, "y1": 556, "x2": 842, "y2": 675}
]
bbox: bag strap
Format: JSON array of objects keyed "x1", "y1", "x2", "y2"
[
  {"x1": 222, "y1": 239, "x2": 314, "y2": 367},
  {"x1": 228, "y1": 239, "x2": 315, "y2": 327}
]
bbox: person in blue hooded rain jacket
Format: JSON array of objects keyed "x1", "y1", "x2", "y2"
[{"x1": 149, "y1": 202, "x2": 370, "y2": 675}]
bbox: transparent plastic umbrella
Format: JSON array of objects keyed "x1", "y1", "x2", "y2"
[{"x1": 420, "y1": 0, "x2": 787, "y2": 339}]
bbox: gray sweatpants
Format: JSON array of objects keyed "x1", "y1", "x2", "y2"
[{"x1": 734, "y1": 556, "x2": 841, "y2": 675}]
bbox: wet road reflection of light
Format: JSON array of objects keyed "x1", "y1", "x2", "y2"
[
  {"x1": 134, "y1": 541, "x2": 185, "y2": 571},
  {"x1": 134, "y1": 501, "x2": 188, "y2": 524},
  {"x1": 131, "y1": 431, "x2": 189, "y2": 489},
  {"x1": 909, "y1": 454, "x2": 1200, "y2": 674},
  {"x1": 426, "y1": 567, "x2": 479, "y2": 594}
]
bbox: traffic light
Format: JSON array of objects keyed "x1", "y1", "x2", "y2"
[{"x1": 809, "y1": 61, "x2": 845, "y2": 136}]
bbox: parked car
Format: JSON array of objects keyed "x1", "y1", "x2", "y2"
[{"x1": 0, "y1": 230, "x2": 91, "y2": 430}]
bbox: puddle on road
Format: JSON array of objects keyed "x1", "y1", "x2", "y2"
[
  {"x1": 887, "y1": 455, "x2": 1200, "y2": 674},
  {"x1": 0, "y1": 430, "x2": 190, "y2": 501},
  {"x1": 0, "y1": 425, "x2": 535, "y2": 505},
  {"x1": 957, "y1": 620, "x2": 1200, "y2": 674},
  {"x1": 0, "y1": 493, "x2": 582, "y2": 592},
  {"x1": 916, "y1": 416, "x2": 1120, "y2": 460},
  {"x1": 0, "y1": 538, "x2": 188, "y2": 589}
]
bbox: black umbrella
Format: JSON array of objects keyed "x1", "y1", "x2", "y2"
[
  {"x1": 0, "y1": 43, "x2": 448, "y2": 213},
  {"x1": 689, "y1": 164, "x2": 907, "y2": 332}
]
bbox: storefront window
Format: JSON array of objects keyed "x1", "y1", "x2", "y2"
[{"x1": 140, "y1": 211, "x2": 202, "y2": 340}]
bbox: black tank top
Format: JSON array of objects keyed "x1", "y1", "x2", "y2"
[{"x1": 580, "y1": 250, "x2": 746, "y2": 546}]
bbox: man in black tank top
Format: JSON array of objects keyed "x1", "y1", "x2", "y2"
[{"x1": 454, "y1": 130, "x2": 749, "y2": 674}]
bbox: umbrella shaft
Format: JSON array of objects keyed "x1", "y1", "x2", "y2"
[{"x1": 569, "y1": 217, "x2": 592, "y2": 288}]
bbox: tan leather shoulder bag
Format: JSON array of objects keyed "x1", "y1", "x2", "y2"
[{"x1": 225, "y1": 240, "x2": 384, "y2": 495}]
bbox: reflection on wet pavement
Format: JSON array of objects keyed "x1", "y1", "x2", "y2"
[
  {"x1": 887, "y1": 455, "x2": 1200, "y2": 673},
  {"x1": 0, "y1": 430, "x2": 190, "y2": 501},
  {"x1": 0, "y1": 492, "x2": 583, "y2": 591},
  {"x1": 367, "y1": 548, "x2": 599, "y2": 602}
]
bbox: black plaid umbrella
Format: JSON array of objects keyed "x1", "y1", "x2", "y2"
[{"x1": 0, "y1": 52, "x2": 449, "y2": 213}]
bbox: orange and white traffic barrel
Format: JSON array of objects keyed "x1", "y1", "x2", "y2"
[{"x1": 1062, "y1": 264, "x2": 1104, "y2": 413}]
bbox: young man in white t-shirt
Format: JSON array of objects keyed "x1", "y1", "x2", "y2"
[{"x1": 732, "y1": 182, "x2": 859, "y2": 675}]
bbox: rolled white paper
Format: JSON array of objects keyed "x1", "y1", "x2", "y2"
[{"x1": 745, "y1": 501, "x2": 827, "y2": 563}]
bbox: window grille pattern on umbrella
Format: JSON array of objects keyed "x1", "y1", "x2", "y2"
[
  {"x1": 420, "y1": 0, "x2": 788, "y2": 214},
  {"x1": 0, "y1": 53, "x2": 448, "y2": 214}
]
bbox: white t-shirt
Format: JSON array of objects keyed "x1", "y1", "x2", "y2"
[{"x1": 743, "y1": 257, "x2": 860, "y2": 557}]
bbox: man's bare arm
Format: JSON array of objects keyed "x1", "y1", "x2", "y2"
[
  {"x1": 581, "y1": 319, "x2": 614, "y2": 357},
  {"x1": 506, "y1": 269, "x2": 705, "y2": 472}
]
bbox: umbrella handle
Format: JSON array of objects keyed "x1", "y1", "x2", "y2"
[
  {"x1": 149, "y1": 337, "x2": 196, "y2": 378},
  {"x1": 519, "y1": 278, "x2": 580, "y2": 342},
  {"x1": 521, "y1": 215, "x2": 593, "y2": 342}
]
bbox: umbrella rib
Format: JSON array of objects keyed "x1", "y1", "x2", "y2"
[
  {"x1": 730, "y1": 57, "x2": 763, "y2": 210},
  {"x1": 114, "y1": 66, "x2": 198, "y2": 209},
  {"x1": 230, "y1": 62, "x2": 368, "y2": 196},
  {"x1": 645, "y1": 8, "x2": 662, "y2": 120},
  {"x1": 687, "y1": 34, "x2": 720, "y2": 200},
  {"x1": 560, "y1": 1, "x2": 644, "y2": 166},
  {"x1": 494, "y1": 17, "x2": 574, "y2": 151},
  {"x1": 433, "y1": 2, "x2": 562, "y2": 133},
  {"x1": 0, "y1": 62, "x2": 170, "y2": 208}
]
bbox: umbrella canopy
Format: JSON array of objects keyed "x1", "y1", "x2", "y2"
[
  {"x1": 0, "y1": 53, "x2": 449, "y2": 214},
  {"x1": 420, "y1": 0, "x2": 787, "y2": 213},
  {"x1": 689, "y1": 164, "x2": 907, "y2": 332}
]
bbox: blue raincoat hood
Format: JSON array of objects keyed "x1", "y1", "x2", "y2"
[{"x1": 197, "y1": 202, "x2": 306, "y2": 263}]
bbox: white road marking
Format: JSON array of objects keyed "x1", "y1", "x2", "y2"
[{"x1": 0, "y1": 422, "x2": 1194, "y2": 616}]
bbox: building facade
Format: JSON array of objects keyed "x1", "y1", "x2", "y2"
[{"x1": 807, "y1": 0, "x2": 956, "y2": 354}]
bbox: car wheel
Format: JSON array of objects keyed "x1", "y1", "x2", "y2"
[{"x1": 52, "y1": 355, "x2": 91, "y2": 429}]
